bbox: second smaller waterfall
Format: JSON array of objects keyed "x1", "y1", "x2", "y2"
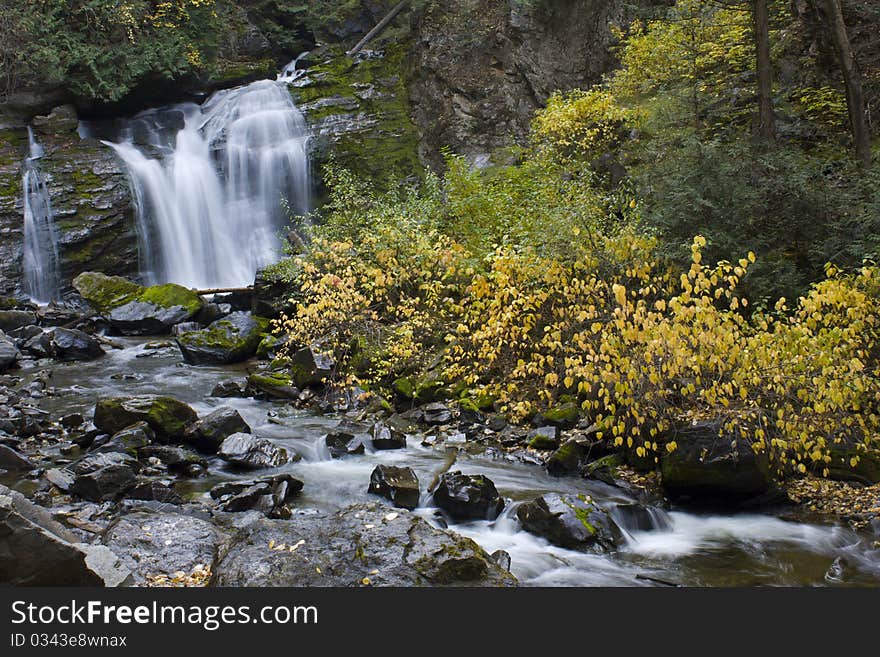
[{"x1": 22, "y1": 128, "x2": 61, "y2": 303}]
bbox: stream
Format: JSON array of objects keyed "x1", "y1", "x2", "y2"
[{"x1": 12, "y1": 337, "x2": 880, "y2": 587}]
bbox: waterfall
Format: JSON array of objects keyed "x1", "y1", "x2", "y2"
[
  {"x1": 105, "y1": 75, "x2": 311, "y2": 290},
  {"x1": 22, "y1": 128, "x2": 61, "y2": 303}
]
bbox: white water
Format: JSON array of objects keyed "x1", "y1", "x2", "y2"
[
  {"x1": 21, "y1": 128, "x2": 61, "y2": 303},
  {"x1": 106, "y1": 75, "x2": 310, "y2": 289}
]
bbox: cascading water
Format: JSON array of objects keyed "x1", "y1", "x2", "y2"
[
  {"x1": 21, "y1": 128, "x2": 61, "y2": 303},
  {"x1": 104, "y1": 73, "x2": 310, "y2": 290}
]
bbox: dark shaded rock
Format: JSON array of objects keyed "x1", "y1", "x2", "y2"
[
  {"x1": 369, "y1": 465, "x2": 420, "y2": 510},
  {"x1": 218, "y1": 433, "x2": 289, "y2": 469},
  {"x1": 22, "y1": 332, "x2": 52, "y2": 358},
  {"x1": 290, "y1": 345, "x2": 335, "y2": 387},
  {"x1": 171, "y1": 321, "x2": 201, "y2": 337},
  {"x1": 211, "y1": 473, "x2": 303, "y2": 517},
  {"x1": 93, "y1": 422, "x2": 154, "y2": 457},
  {"x1": 545, "y1": 433, "x2": 604, "y2": 475},
  {"x1": 109, "y1": 300, "x2": 196, "y2": 336},
  {"x1": 138, "y1": 445, "x2": 206, "y2": 475},
  {"x1": 210, "y1": 380, "x2": 246, "y2": 398},
  {"x1": 186, "y1": 406, "x2": 251, "y2": 454},
  {"x1": 516, "y1": 493, "x2": 623, "y2": 551},
  {"x1": 324, "y1": 420, "x2": 369, "y2": 458},
  {"x1": 542, "y1": 401, "x2": 580, "y2": 428},
  {"x1": 660, "y1": 421, "x2": 772, "y2": 500},
  {"x1": 371, "y1": 423, "x2": 407, "y2": 450},
  {"x1": 528, "y1": 425, "x2": 559, "y2": 450},
  {"x1": 826, "y1": 439, "x2": 880, "y2": 485},
  {"x1": 93, "y1": 395, "x2": 198, "y2": 441},
  {"x1": 195, "y1": 302, "x2": 227, "y2": 326},
  {"x1": 422, "y1": 402, "x2": 452, "y2": 426},
  {"x1": 102, "y1": 511, "x2": 227, "y2": 585},
  {"x1": 0, "y1": 484, "x2": 132, "y2": 586},
  {"x1": 60, "y1": 413, "x2": 85, "y2": 429},
  {"x1": 176, "y1": 312, "x2": 267, "y2": 365},
  {"x1": 611, "y1": 502, "x2": 672, "y2": 533},
  {"x1": 432, "y1": 471, "x2": 505, "y2": 520},
  {"x1": 70, "y1": 452, "x2": 138, "y2": 501},
  {"x1": 252, "y1": 266, "x2": 294, "y2": 318},
  {"x1": 47, "y1": 327, "x2": 105, "y2": 361},
  {"x1": 211, "y1": 502, "x2": 516, "y2": 587},
  {"x1": 0, "y1": 444, "x2": 36, "y2": 470},
  {"x1": 127, "y1": 481, "x2": 185, "y2": 504},
  {"x1": 0, "y1": 310, "x2": 37, "y2": 332}
]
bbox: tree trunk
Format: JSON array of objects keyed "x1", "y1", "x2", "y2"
[
  {"x1": 822, "y1": 0, "x2": 872, "y2": 165},
  {"x1": 752, "y1": 0, "x2": 777, "y2": 141}
]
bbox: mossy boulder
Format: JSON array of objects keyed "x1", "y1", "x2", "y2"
[
  {"x1": 93, "y1": 396, "x2": 198, "y2": 442},
  {"x1": 176, "y1": 312, "x2": 268, "y2": 365},
  {"x1": 73, "y1": 272, "x2": 204, "y2": 335},
  {"x1": 543, "y1": 401, "x2": 580, "y2": 428},
  {"x1": 289, "y1": 345, "x2": 335, "y2": 387},
  {"x1": 660, "y1": 420, "x2": 772, "y2": 501},
  {"x1": 516, "y1": 494, "x2": 623, "y2": 551},
  {"x1": 247, "y1": 371, "x2": 300, "y2": 400}
]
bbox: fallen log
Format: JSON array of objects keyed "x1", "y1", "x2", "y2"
[
  {"x1": 193, "y1": 286, "x2": 253, "y2": 296},
  {"x1": 347, "y1": 0, "x2": 411, "y2": 57}
]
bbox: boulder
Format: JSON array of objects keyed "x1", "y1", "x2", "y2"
[
  {"x1": 545, "y1": 434, "x2": 605, "y2": 475},
  {"x1": 211, "y1": 473, "x2": 303, "y2": 517},
  {"x1": 0, "y1": 484, "x2": 131, "y2": 586},
  {"x1": 138, "y1": 445, "x2": 206, "y2": 476},
  {"x1": 247, "y1": 370, "x2": 301, "y2": 399},
  {"x1": 93, "y1": 422, "x2": 155, "y2": 457},
  {"x1": 541, "y1": 401, "x2": 580, "y2": 428},
  {"x1": 102, "y1": 511, "x2": 227, "y2": 585},
  {"x1": 0, "y1": 310, "x2": 37, "y2": 332},
  {"x1": 527, "y1": 425, "x2": 560, "y2": 450},
  {"x1": 324, "y1": 420, "x2": 370, "y2": 458},
  {"x1": 70, "y1": 452, "x2": 139, "y2": 501},
  {"x1": 211, "y1": 502, "x2": 517, "y2": 587},
  {"x1": 432, "y1": 471, "x2": 505, "y2": 520},
  {"x1": 210, "y1": 380, "x2": 247, "y2": 398},
  {"x1": 73, "y1": 273, "x2": 203, "y2": 335},
  {"x1": 370, "y1": 423, "x2": 407, "y2": 450},
  {"x1": 516, "y1": 493, "x2": 623, "y2": 551},
  {"x1": 93, "y1": 395, "x2": 198, "y2": 441},
  {"x1": 660, "y1": 420, "x2": 772, "y2": 500},
  {"x1": 290, "y1": 345, "x2": 335, "y2": 387},
  {"x1": 369, "y1": 465, "x2": 420, "y2": 510},
  {"x1": 186, "y1": 406, "x2": 252, "y2": 453},
  {"x1": 0, "y1": 444, "x2": 36, "y2": 471},
  {"x1": 22, "y1": 331, "x2": 52, "y2": 358},
  {"x1": 126, "y1": 481, "x2": 185, "y2": 504},
  {"x1": 47, "y1": 327, "x2": 105, "y2": 361},
  {"x1": 0, "y1": 332, "x2": 20, "y2": 371},
  {"x1": 176, "y1": 312, "x2": 267, "y2": 365},
  {"x1": 826, "y1": 439, "x2": 880, "y2": 485},
  {"x1": 422, "y1": 402, "x2": 453, "y2": 426},
  {"x1": 218, "y1": 433, "x2": 289, "y2": 469}
]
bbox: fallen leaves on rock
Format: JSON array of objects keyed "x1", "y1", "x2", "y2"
[
  {"x1": 785, "y1": 477, "x2": 880, "y2": 530},
  {"x1": 145, "y1": 564, "x2": 211, "y2": 588}
]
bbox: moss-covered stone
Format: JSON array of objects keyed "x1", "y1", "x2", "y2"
[
  {"x1": 826, "y1": 444, "x2": 880, "y2": 485},
  {"x1": 543, "y1": 401, "x2": 580, "y2": 428},
  {"x1": 71, "y1": 272, "x2": 141, "y2": 313},
  {"x1": 139, "y1": 283, "x2": 203, "y2": 316},
  {"x1": 177, "y1": 312, "x2": 267, "y2": 365},
  {"x1": 247, "y1": 371, "x2": 300, "y2": 400},
  {"x1": 93, "y1": 396, "x2": 198, "y2": 441}
]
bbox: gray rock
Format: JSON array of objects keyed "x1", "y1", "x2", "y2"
[
  {"x1": 102, "y1": 511, "x2": 227, "y2": 585},
  {"x1": 219, "y1": 433, "x2": 289, "y2": 469},
  {"x1": 93, "y1": 421, "x2": 155, "y2": 457},
  {"x1": 422, "y1": 402, "x2": 452, "y2": 426},
  {"x1": 0, "y1": 484, "x2": 132, "y2": 586},
  {"x1": 433, "y1": 471, "x2": 505, "y2": 520},
  {"x1": 138, "y1": 445, "x2": 206, "y2": 475},
  {"x1": 45, "y1": 468, "x2": 75, "y2": 491},
  {"x1": 22, "y1": 331, "x2": 52, "y2": 358},
  {"x1": 210, "y1": 380, "x2": 246, "y2": 398},
  {"x1": 0, "y1": 444, "x2": 35, "y2": 470},
  {"x1": 126, "y1": 481, "x2": 185, "y2": 504},
  {"x1": 516, "y1": 493, "x2": 623, "y2": 551},
  {"x1": 70, "y1": 452, "x2": 138, "y2": 501},
  {"x1": 370, "y1": 422, "x2": 407, "y2": 450},
  {"x1": 211, "y1": 473, "x2": 303, "y2": 517},
  {"x1": 186, "y1": 406, "x2": 251, "y2": 453},
  {"x1": 46, "y1": 327, "x2": 105, "y2": 361},
  {"x1": 211, "y1": 502, "x2": 517, "y2": 587},
  {"x1": 324, "y1": 420, "x2": 369, "y2": 458},
  {"x1": 527, "y1": 425, "x2": 559, "y2": 450},
  {"x1": 0, "y1": 332, "x2": 20, "y2": 371},
  {"x1": 0, "y1": 310, "x2": 37, "y2": 332},
  {"x1": 176, "y1": 312, "x2": 266, "y2": 365},
  {"x1": 368, "y1": 465, "x2": 420, "y2": 510},
  {"x1": 109, "y1": 300, "x2": 196, "y2": 336}
]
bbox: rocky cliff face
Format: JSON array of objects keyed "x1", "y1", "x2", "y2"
[{"x1": 0, "y1": 106, "x2": 136, "y2": 299}]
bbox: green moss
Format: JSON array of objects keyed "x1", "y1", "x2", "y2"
[
  {"x1": 528, "y1": 434, "x2": 558, "y2": 451},
  {"x1": 543, "y1": 401, "x2": 579, "y2": 427},
  {"x1": 72, "y1": 272, "x2": 141, "y2": 312},
  {"x1": 139, "y1": 283, "x2": 203, "y2": 314},
  {"x1": 393, "y1": 377, "x2": 415, "y2": 399}
]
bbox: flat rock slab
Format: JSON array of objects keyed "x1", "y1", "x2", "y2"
[
  {"x1": 211, "y1": 502, "x2": 517, "y2": 587},
  {"x1": 102, "y1": 511, "x2": 228, "y2": 585}
]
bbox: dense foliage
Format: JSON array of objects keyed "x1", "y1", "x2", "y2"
[{"x1": 0, "y1": 0, "x2": 226, "y2": 101}]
